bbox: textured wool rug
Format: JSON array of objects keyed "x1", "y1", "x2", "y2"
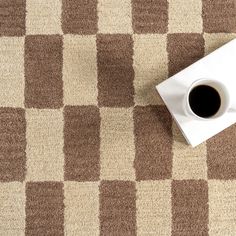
[{"x1": 0, "y1": 0, "x2": 236, "y2": 235}]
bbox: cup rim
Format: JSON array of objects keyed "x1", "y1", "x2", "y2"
[{"x1": 186, "y1": 78, "x2": 230, "y2": 120}]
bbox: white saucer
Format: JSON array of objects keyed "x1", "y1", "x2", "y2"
[{"x1": 156, "y1": 38, "x2": 236, "y2": 147}]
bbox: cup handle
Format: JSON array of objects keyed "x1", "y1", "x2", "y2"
[
  {"x1": 224, "y1": 84, "x2": 236, "y2": 112},
  {"x1": 228, "y1": 97, "x2": 236, "y2": 112},
  {"x1": 229, "y1": 105, "x2": 236, "y2": 112}
]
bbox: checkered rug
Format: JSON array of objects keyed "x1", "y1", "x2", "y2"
[{"x1": 0, "y1": 0, "x2": 236, "y2": 235}]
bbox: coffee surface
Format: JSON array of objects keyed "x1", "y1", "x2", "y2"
[{"x1": 188, "y1": 85, "x2": 221, "y2": 118}]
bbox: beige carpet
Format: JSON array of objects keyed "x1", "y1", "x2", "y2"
[{"x1": 0, "y1": 0, "x2": 236, "y2": 235}]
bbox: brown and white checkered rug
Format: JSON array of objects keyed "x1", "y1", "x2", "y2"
[{"x1": 0, "y1": 0, "x2": 236, "y2": 235}]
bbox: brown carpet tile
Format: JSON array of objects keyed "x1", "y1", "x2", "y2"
[{"x1": 0, "y1": 0, "x2": 236, "y2": 235}]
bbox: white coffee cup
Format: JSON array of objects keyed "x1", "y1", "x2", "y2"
[{"x1": 184, "y1": 78, "x2": 231, "y2": 120}]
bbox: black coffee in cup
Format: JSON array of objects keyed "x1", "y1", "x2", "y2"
[{"x1": 188, "y1": 85, "x2": 221, "y2": 118}]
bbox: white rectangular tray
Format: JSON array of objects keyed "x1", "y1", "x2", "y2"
[{"x1": 156, "y1": 39, "x2": 236, "y2": 147}]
